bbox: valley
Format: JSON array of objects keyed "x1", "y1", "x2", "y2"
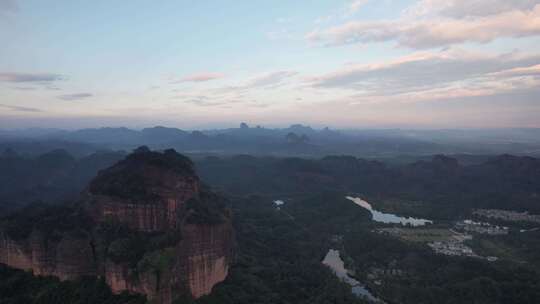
[
  {"x1": 3, "y1": 1, "x2": 540, "y2": 303},
  {"x1": 0, "y1": 148, "x2": 540, "y2": 303}
]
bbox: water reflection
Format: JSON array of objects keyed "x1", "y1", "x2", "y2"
[{"x1": 346, "y1": 196, "x2": 433, "y2": 226}]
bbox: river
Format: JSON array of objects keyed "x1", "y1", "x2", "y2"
[
  {"x1": 322, "y1": 249, "x2": 382, "y2": 302},
  {"x1": 346, "y1": 196, "x2": 433, "y2": 226}
]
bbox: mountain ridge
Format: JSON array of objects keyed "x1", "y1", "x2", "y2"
[{"x1": 0, "y1": 148, "x2": 235, "y2": 303}]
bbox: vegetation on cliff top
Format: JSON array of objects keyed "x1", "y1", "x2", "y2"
[
  {"x1": 1, "y1": 147, "x2": 231, "y2": 268},
  {"x1": 185, "y1": 188, "x2": 228, "y2": 225},
  {"x1": 88, "y1": 147, "x2": 196, "y2": 201}
]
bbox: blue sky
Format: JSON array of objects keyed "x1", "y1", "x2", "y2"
[{"x1": 1, "y1": 0, "x2": 540, "y2": 129}]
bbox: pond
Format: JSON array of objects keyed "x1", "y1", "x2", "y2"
[
  {"x1": 274, "y1": 200, "x2": 285, "y2": 210},
  {"x1": 346, "y1": 196, "x2": 433, "y2": 226},
  {"x1": 274, "y1": 200, "x2": 285, "y2": 206}
]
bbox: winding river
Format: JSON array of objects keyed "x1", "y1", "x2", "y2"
[
  {"x1": 346, "y1": 196, "x2": 433, "y2": 226},
  {"x1": 322, "y1": 249, "x2": 381, "y2": 302}
]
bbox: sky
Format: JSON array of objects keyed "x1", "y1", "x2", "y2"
[{"x1": 1, "y1": 0, "x2": 540, "y2": 130}]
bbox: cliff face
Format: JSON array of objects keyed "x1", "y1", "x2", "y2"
[
  {"x1": 0, "y1": 230, "x2": 95, "y2": 280},
  {"x1": 86, "y1": 148, "x2": 201, "y2": 232},
  {"x1": 0, "y1": 233, "x2": 33, "y2": 271},
  {"x1": 179, "y1": 222, "x2": 234, "y2": 298},
  {"x1": 0, "y1": 148, "x2": 234, "y2": 303},
  {"x1": 103, "y1": 221, "x2": 234, "y2": 302}
]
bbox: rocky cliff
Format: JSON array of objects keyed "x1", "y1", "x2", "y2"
[{"x1": 0, "y1": 147, "x2": 234, "y2": 303}]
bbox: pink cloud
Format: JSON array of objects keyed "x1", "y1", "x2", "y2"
[
  {"x1": 178, "y1": 72, "x2": 225, "y2": 83},
  {"x1": 307, "y1": 3, "x2": 540, "y2": 49}
]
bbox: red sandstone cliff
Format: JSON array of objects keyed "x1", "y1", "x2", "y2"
[
  {"x1": 0, "y1": 148, "x2": 234, "y2": 303},
  {"x1": 0, "y1": 230, "x2": 96, "y2": 280},
  {"x1": 103, "y1": 221, "x2": 234, "y2": 302}
]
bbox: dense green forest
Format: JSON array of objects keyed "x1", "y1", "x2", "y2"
[
  {"x1": 0, "y1": 195, "x2": 368, "y2": 304},
  {"x1": 2, "y1": 150, "x2": 540, "y2": 216},
  {"x1": 280, "y1": 194, "x2": 540, "y2": 304},
  {"x1": 0, "y1": 265, "x2": 145, "y2": 304},
  {"x1": 196, "y1": 154, "x2": 540, "y2": 215},
  {"x1": 196, "y1": 195, "x2": 368, "y2": 304},
  {"x1": 2, "y1": 192, "x2": 540, "y2": 303},
  {"x1": 1, "y1": 150, "x2": 540, "y2": 303}
]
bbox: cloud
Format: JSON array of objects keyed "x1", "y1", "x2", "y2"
[
  {"x1": 179, "y1": 94, "x2": 246, "y2": 107},
  {"x1": 311, "y1": 49, "x2": 540, "y2": 89},
  {"x1": 0, "y1": 103, "x2": 42, "y2": 112},
  {"x1": 176, "y1": 72, "x2": 225, "y2": 83},
  {"x1": 245, "y1": 71, "x2": 298, "y2": 88},
  {"x1": 172, "y1": 88, "x2": 272, "y2": 108},
  {"x1": 490, "y1": 63, "x2": 540, "y2": 77},
  {"x1": 346, "y1": 77, "x2": 540, "y2": 105},
  {"x1": 12, "y1": 86, "x2": 37, "y2": 91},
  {"x1": 307, "y1": 2, "x2": 540, "y2": 49},
  {"x1": 407, "y1": 0, "x2": 540, "y2": 18},
  {"x1": 309, "y1": 48, "x2": 540, "y2": 103},
  {"x1": 208, "y1": 70, "x2": 298, "y2": 97},
  {"x1": 183, "y1": 96, "x2": 220, "y2": 106},
  {"x1": 0, "y1": 72, "x2": 63, "y2": 83},
  {"x1": 57, "y1": 93, "x2": 93, "y2": 101}
]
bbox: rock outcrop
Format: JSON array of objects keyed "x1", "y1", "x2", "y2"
[{"x1": 0, "y1": 147, "x2": 234, "y2": 303}]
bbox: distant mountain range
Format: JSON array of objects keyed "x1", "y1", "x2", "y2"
[
  {"x1": 1, "y1": 124, "x2": 540, "y2": 157},
  {"x1": 1, "y1": 148, "x2": 539, "y2": 216}
]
